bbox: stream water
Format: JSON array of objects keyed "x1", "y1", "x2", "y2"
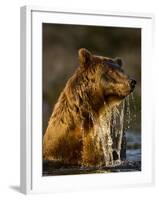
[{"x1": 126, "y1": 131, "x2": 141, "y2": 161}]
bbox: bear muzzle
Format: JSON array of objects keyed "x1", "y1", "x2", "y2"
[{"x1": 129, "y1": 79, "x2": 136, "y2": 91}]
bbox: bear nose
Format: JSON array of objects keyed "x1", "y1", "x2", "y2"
[{"x1": 130, "y1": 79, "x2": 136, "y2": 88}]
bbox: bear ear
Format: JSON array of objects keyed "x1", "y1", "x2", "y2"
[
  {"x1": 78, "y1": 48, "x2": 92, "y2": 67},
  {"x1": 115, "y1": 57, "x2": 123, "y2": 67}
]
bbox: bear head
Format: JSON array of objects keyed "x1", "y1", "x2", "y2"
[{"x1": 78, "y1": 48, "x2": 136, "y2": 107}]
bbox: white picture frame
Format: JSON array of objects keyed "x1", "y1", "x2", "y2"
[{"x1": 20, "y1": 6, "x2": 154, "y2": 194}]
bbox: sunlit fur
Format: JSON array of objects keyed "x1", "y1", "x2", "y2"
[{"x1": 43, "y1": 48, "x2": 135, "y2": 166}]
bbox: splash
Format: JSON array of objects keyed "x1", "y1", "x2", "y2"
[
  {"x1": 81, "y1": 93, "x2": 136, "y2": 167},
  {"x1": 95, "y1": 96, "x2": 134, "y2": 166}
]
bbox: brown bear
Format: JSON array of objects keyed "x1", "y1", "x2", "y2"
[{"x1": 43, "y1": 48, "x2": 136, "y2": 167}]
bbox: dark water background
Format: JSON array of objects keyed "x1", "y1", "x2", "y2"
[{"x1": 126, "y1": 131, "x2": 141, "y2": 161}]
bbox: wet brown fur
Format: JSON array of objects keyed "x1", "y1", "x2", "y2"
[{"x1": 43, "y1": 48, "x2": 134, "y2": 166}]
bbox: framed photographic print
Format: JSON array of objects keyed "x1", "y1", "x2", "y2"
[{"x1": 20, "y1": 6, "x2": 154, "y2": 194}]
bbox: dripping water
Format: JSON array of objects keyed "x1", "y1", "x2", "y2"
[
  {"x1": 81, "y1": 92, "x2": 136, "y2": 167},
  {"x1": 117, "y1": 101, "x2": 125, "y2": 160},
  {"x1": 98, "y1": 110, "x2": 113, "y2": 166},
  {"x1": 125, "y1": 95, "x2": 131, "y2": 129},
  {"x1": 125, "y1": 93, "x2": 137, "y2": 130},
  {"x1": 130, "y1": 93, "x2": 137, "y2": 122}
]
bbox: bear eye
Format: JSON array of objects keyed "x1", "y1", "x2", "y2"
[
  {"x1": 102, "y1": 59, "x2": 112, "y2": 66},
  {"x1": 107, "y1": 59, "x2": 120, "y2": 68},
  {"x1": 106, "y1": 59, "x2": 123, "y2": 72},
  {"x1": 107, "y1": 59, "x2": 114, "y2": 63}
]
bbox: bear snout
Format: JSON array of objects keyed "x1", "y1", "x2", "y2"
[{"x1": 130, "y1": 79, "x2": 136, "y2": 90}]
